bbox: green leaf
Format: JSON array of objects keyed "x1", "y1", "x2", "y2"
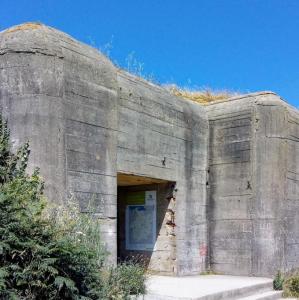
[{"x1": 54, "y1": 276, "x2": 77, "y2": 292}]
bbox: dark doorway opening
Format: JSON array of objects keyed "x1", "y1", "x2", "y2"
[{"x1": 117, "y1": 173, "x2": 176, "y2": 274}]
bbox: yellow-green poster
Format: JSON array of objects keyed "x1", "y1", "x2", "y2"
[{"x1": 125, "y1": 191, "x2": 145, "y2": 205}]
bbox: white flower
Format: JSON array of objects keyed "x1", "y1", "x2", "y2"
[{"x1": 75, "y1": 231, "x2": 86, "y2": 236}]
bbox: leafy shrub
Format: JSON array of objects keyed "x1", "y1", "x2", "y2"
[
  {"x1": 283, "y1": 272, "x2": 299, "y2": 298},
  {"x1": 0, "y1": 118, "x2": 106, "y2": 299},
  {"x1": 0, "y1": 117, "x2": 146, "y2": 299},
  {"x1": 273, "y1": 271, "x2": 284, "y2": 290},
  {"x1": 101, "y1": 260, "x2": 146, "y2": 300},
  {"x1": 47, "y1": 197, "x2": 107, "y2": 267}
]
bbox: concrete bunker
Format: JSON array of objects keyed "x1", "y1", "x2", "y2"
[
  {"x1": 117, "y1": 173, "x2": 176, "y2": 273},
  {"x1": 1, "y1": 23, "x2": 299, "y2": 277}
]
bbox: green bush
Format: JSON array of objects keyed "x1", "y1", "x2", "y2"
[
  {"x1": 0, "y1": 117, "x2": 146, "y2": 299},
  {"x1": 273, "y1": 271, "x2": 284, "y2": 290},
  {"x1": 101, "y1": 260, "x2": 146, "y2": 300},
  {"x1": 0, "y1": 118, "x2": 106, "y2": 299},
  {"x1": 283, "y1": 272, "x2": 299, "y2": 298}
]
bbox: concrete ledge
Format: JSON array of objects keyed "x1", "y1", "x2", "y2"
[{"x1": 134, "y1": 275, "x2": 276, "y2": 300}]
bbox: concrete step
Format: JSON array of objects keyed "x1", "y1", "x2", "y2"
[
  {"x1": 133, "y1": 275, "x2": 276, "y2": 300},
  {"x1": 237, "y1": 290, "x2": 283, "y2": 300},
  {"x1": 137, "y1": 289, "x2": 282, "y2": 300},
  {"x1": 140, "y1": 287, "x2": 277, "y2": 300}
]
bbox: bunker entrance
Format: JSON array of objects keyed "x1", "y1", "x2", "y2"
[{"x1": 117, "y1": 173, "x2": 176, "y2": 274}]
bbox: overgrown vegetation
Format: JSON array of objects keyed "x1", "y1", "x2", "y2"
[
  {"x1": 120, "y1": 54, "x2": 238, "y2": 104},
  {"x1": 0, "y1": 117, "x2": 146, "y2": 299},
  {"x1": 273, "y1": 271, "x2": 284, "y2": 290},
  {"x1": 200, "y1": 269, "x2": 220, "y2": 276},
  {"x1": 273, "y1": 270, "x2": 299, "y2": 297},
  {"x1": 282, "y1": 271, "x2": 299, "y2": 298},
  {"x1": 101, "y1": 260, "x2": 146, "y2": 300},
  {"x1": 165, "y1": 85, "x2": 239, "y2": 105},
  {"x1": 98, "y1": 37, "x2": 239, "y2": 103}
]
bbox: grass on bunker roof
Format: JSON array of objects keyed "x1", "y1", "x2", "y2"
[
  {"x1": 165, "y1": 85, "x2": 240, "y2": 105},
  {"x1": 4, "y1": 22, "x2": 42, "y2": 34}
]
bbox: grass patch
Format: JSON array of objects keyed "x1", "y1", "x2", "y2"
[
  {"x1": 166, "y1": 84, "x2": 240, "y2": 105},
  {"x1": 4, "y1": 22, "x2": 42, "y2": 34},
  {"x1": 283, "y1": 271, "x2": 299, "y2": 298},
  {"x1": 200, "y1": 269, "x2": 221, "y2": 275},
  {"x1": 272, "y1": 270, "x2": 299, "y2": 298}
]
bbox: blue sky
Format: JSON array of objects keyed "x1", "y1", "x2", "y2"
[{"x1": 1, "y1": 0, "x2": 299, "y2": 106}]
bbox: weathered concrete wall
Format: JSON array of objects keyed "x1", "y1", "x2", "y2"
[
  {"x1": 252, "y1": 96, "x2": 287, "y2": 276},
  {"x1": 206, "y1": 92, "x2": 299, "y2": 276},
  {"x1": 206, "y1": 98, "x2": 253, "y2": 275},
  {"x1": 0, "y1": 23, "x2": 119, "y2": 264},
  {"x1": 0, "y1": 24, "x2": 66, "y2": 204},
  {"x1": 117, "y1": 71, "x2": 209, "y2": 275},
  {"x1": 284, "y1": 105, "x2": 299, "y2": 272}
]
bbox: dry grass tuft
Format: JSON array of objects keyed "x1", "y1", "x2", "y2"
[
  {"x1": 166, "y1": 85, "x2": 239, "y2": 105},
  {"x1": 4, "y1": 22, "x2": 42, "y2": 34}
]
